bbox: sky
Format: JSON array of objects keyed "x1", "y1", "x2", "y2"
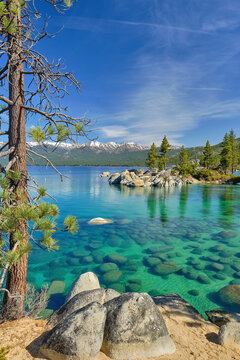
[{"x1": 14, "y1": 1, "x2": 240, "y2": 146}]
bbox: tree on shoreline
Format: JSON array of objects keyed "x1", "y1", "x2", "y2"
[
  {"x1": 178, "y1": 146, "x2": 189, "y2": 175},
  {"x1": 201, "y1": 140, "x2": 213, "y2": 169},
  {"x1": 159, "y1": 135, "x2": 171, "y2": 170},
  {"x1": 220, "y1": 130, "x2": 239, "y2": 174},
  {"x1": 0, "y1": 0, "x2": 90, "y2": 320},
  {"x1": 146, "y1": 143, "x2": 158, "y2": 169}
]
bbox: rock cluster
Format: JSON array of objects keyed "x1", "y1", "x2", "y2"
[
  {"x1": 40, "y1": 272, "x2": 175, "y2": 360},
  {"x1": 108, "y1": 168, "x2": 186, "y2": 187}
]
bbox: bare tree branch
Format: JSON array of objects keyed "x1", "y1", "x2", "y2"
[
  {"x1": 0, "y1": 96, "x2": 13, "y2": 106},
  {"x1": 0, "y1": 146, "x2": 14, "y2": 158}
]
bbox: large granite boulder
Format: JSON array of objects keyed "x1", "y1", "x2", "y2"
[
  {"x1": 102, "y1": 292, "x2": 175, "y2": 359},
  {"x1": 48, "y1": 288, "x2": 105, "y2": 327},
  {"x1": 219, "y1": 321, "x2": 240, "y2": 346},
  {"x1": 100, "y1": 171, "x2": 110, "y2": 177},
  {"x1": 41, "y1": 302, "x2": 106, "y2": 360},
  {"x1": 109, "y1": 173, "x2": 121, "y2": 184},
  {"x1": 66, "y1": 272, "x2": 100, "y2": 302},
  {"x1": 88, "y1": 217, "x2": 114, "y2": 225}
]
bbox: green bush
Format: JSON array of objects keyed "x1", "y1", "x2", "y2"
[
  {"x1": 195, "y1": 169, "x2": 233, "y2": 182},
  {"x1": 0, "y1": 346, "x2": 10, "y2": 360}
]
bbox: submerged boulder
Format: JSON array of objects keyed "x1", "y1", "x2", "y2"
[
  {"x1": 217, "y1": 285, "x2": 240, "y2": 308},
  {"x1": 41, "y1": 302, "x2": 107, "y2": 360},
  {"x1": 102, "y1": 292, "x2": 175, "y2": 359}
]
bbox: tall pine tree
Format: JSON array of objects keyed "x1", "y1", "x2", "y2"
[
  {"x1": 178, "y1": 146, "x2": 189, "y2": 175},
  {"x1": 202, "y1": 140, "x2": 213, "y2": 169},
  {"x1": 146, "y1": 143, "x2": 158, "y2": 169},
  {"x1": 159, "y1": 135, "x2": 171, "y2": 170},
  {"x1": 229, "y1": 129, "x2": 239, "y2": 174},
  {"x1": 220, "y1": 132, "x2": 235, "y2": 173}
]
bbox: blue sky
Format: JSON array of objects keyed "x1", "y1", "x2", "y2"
[{"x1": 25, "y1": 1, "x2": 240, "y2": 146}]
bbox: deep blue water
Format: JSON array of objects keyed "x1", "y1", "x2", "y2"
[{"x1": 27, "y1": 166, "x2": 240, "y2": 316}]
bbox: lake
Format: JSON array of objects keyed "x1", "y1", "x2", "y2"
[{"x1": 27, "y1": 166, "x2": 240, "y2": 317}]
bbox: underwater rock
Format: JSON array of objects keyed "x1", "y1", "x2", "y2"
[
  {"x1": 197, "y1": 274, "x2": 211, "y2": 284},
  {"x1": 99, "y1": 262, "x2": 118, "y2": 273},
  {"x1": 208, "y1": 263, "x2": 224, "y2": 272},
  {"x1": 217, "y1": 285, "x2": 240, "y2": 307},
  {"x1": 188, "y1": 289, "x2": 199, "y2": 296},
  {"x1": 145, "y1": 256, "x2": 162, "y2": 267},
  {"x1": 88, "y1": 217, "x2": 114, "y2": 225},
  {"x1": 102, "y1": 292, "x2": 175, "y2": 359},
  {"x1": 102, "y1": 270, "x2": 122, "y2": 284},
  {"x1": 213, "y1": 273, "x2": 226, "y2": 280},
  {"x1": 67, "y1": 258, "x2": 80, "y2": 266},
  {"x1": 105, "y1": 253, "x2": 128, "y2": 265},
  {"x1": 109, "y1": 283, "x2": 126, "y2": 293},
  {"x1": 126, "y1": 282, "x2": 141, "y2": 292},
  {"x1": 47, "y1": 281, "x2": 66, "y2": 296},
  {"x1": 154, "y1": 262, "x2": 179, "y2": 276}
]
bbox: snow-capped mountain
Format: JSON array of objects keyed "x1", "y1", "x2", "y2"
[{"x1": 27, "y1": 140, "x2": 148, "y2": 153}]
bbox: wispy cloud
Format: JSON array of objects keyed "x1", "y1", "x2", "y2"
[{"x1": 63, "y1": 16, "x2": 209, "y2": 35}]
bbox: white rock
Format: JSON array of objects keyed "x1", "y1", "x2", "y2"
[
  {"x1": 66, "y1": 272, "x2": 100, "y2": 302},
  {"x1": 88, "y1": 217, "x2": 114, "y2": 225}
]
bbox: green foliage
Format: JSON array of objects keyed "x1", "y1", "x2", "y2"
[
  {"x1": 220, "y1": 130, "x2": 240, "y2": 174},
  {"x1": 0, "y1": 346, "x2": 10, "y2": 360},
  {"x1": 28, "y1": 126, "x2": 46, "y2": 142},
  {"x1": 195, "y1": 169, "x2": 233, "y2": 182},
  {"x1": 74, "y1": 122, "x2": 83, "y2": 133},
  {"x1": 159, "y1": 135, "x2": 171, "y2": 170},
  {"x1": 177, "y1": 146, "x2": 189, "y2": 175},
  {"x1": 64, "y1": 215, "x2": 79, "y2": 234},
  {"x1": 0, "y1": 170, "x2": 78, "y2": 270},
  {"x1": 146, "y1": 143, "x2": 158, "y2": 169},
  {"x1": 201, "y1": 140, "x2": 213, "y2": 169}
]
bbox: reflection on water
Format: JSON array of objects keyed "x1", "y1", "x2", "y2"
[{"x1": 27, "y1": 167, "x2": 240, "y2": 317}]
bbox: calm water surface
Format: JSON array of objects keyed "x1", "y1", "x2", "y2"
[{"x1": 27, "y1": 166, "x2": 240, "y2": 316}]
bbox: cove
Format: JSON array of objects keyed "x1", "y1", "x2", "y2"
[{"x1": 27, "y1": 166, "x2": 240, "y2": 317}]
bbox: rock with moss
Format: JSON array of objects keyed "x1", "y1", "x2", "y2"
[
  {"x1": 102, "y1": 270, "x2": 122, "y2": 284},
  {"x1": 104, "y1": 254, "x2": 128, "y2": 265},
  {"x1": 217, "y1": 285, "x2": 240, "y2": 308},
  {"x1": 155, "y1": 262, "x2": 179, "y2": 276}
]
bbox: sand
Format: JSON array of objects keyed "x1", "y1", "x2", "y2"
[{"x1": 0, "y1": 301, "x2": 239, "y2": 360}]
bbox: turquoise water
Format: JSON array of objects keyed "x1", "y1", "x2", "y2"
[{"x1": 27, "y1": 166, "x2": 240, "y2": 316}]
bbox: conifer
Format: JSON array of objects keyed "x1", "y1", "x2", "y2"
[
  {"x1": 202, "y1": 140, "x2": 213, "y2": 169},
  {"x1": 178, "y1": 146, "x2": 189, "y2": 175},
  {"x1": 159, "y1": 135, "x2": 171, "y2": 170},
  {"x1": 146, "y1": 143, "x2": 158, "y2": 169}
]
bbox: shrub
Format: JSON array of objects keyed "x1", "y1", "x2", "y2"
[{"x1": 0, "y1": 346, "x2": 10, "y2": 360}]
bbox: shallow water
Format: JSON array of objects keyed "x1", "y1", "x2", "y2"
[{"x1": 27, "y1": 166, "x2": 240, "y2": 316}]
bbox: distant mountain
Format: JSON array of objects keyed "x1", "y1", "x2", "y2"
[{"x1": 1, "y1": 139, "x2": 238, "y2": 166}]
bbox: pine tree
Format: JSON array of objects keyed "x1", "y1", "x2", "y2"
[
  {"x1": 159, "y1": 135, "x2": 171, "y2": 170},
  {"x1": 202, "y1": 140, "x2": 213, "y2": 169},
  {"x1": 220, "y1": 133, "x2": 232, "y2": 173},
  {"x1": 229, "y1": 129, "x2": 239, "y2": 174},
  {"x1": 146, "y1": 143, "x2": 158, "y2": 169},
  {"x1": 178, "y1": 146, "x2": 189, "y2": 175},
  {"x1": 0, "y1": 0, "x2": 89, "y2": 320}
]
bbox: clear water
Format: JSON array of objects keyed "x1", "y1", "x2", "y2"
[{"x1": 27, "y1": 166, "x2": 240, "y2": 317}]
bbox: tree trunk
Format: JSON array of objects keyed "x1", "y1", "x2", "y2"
[{"x1": 2, "y1": 1, "x2": 28, "y2": 320}]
